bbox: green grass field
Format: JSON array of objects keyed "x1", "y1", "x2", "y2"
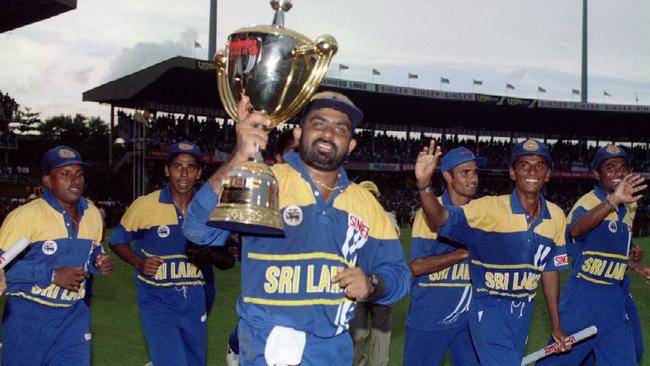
[{"x1": 3, "y1": 231, "x2": 650, "y2": 365}]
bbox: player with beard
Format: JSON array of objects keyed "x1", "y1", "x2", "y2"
[
  {"x1": 0, "y1": 146, "x2": 113, "y2": 366},
  {"x1": 404, "y1": 146, "x2": 485, "y2": 366},
  {"x1": 226, "y1": 128, "x2": 298, "y2": 366},
  {"x1": 538, "y1": 145, "x2": 647, "y2": 366},
  {"x1": 183, "y1": 91, "x2": 410, "y2": 366},
  {"x1": 415, "y1": 139, "x2": 570, "y2": 366},
  {"x1": 110, "y1": 141, "x2": 212, "y2": 366}
]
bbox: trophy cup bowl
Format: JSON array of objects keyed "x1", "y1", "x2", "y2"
[{"x1": 208, "y1": 18, "x2": 337, "y2": 235}]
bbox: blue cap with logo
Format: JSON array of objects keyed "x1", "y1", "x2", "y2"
[
  {"x1": 510, "y1": 139, "x2": 552, "y2": 166},
  {"x1": 41, "y1": 146, "x2": 90, "y2": 174},
  {"x1": 440, "y1": 146, "x2": 487, "y2": 173},
  {"x1": 300, "y1": 91, "x2": 364, "y2": 128},
  {"x1": 591, "y1": 144, "x2": 630, "y2": 170},
  {"x1": 167, "y1": 141, "x2": 203, "y2": 164}
]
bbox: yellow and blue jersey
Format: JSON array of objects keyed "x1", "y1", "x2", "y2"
[
  {"x1": 566, "y1": 186, "x2": 633, "y2": 286},
  {"x1": 0, "y1": 190, "x2": 104, "y2": 307},
  {"x1": 110, "y1": 185, "x2": 207, "y2": 287},
  {"x1": 184, "y1": 152, "x2": 410, "y2": 338},
  {"x1": 406, "y1": 191, "x2": 472, "y2": 331},
  {"x1": 437, "y1": 191, "x2": 568, "y2": 302}
]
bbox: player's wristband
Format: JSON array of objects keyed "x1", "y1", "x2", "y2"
[
  {"x1": 604, "y1": 195, "x2": 617, "y2": 211},
  {"x1": 416, "y1": 182, "x2": 434, "y2": 193}
]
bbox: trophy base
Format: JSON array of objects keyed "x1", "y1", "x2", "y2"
[{"x1": 208, "y1": 205, "x2": 284, "y2": 236}]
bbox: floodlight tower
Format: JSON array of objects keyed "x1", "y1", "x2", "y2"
[
  {"x1": 581, "y1": 0, "x2": 587, "y2": 103},
  {"x1": 208, "y1": 0, "x2": 217, "y2": 61}
]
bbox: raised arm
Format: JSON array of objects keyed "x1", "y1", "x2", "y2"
[
  {"x1": 206, "y1": 96, "x2": 271, "y2": 195},
  {"x1": 183, "y1": 96, "x2": 270, "y2": 245},
  {"x1": 410, "y1": 248, "x2": 468, "y2": 276},
  {"x1": 570, "y1": 174, "x2": 646, "y2": 238},
  {"x1": 415, "y1": 139, "x2": 448, "y2": 227}
]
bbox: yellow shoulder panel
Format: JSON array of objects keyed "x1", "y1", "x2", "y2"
[
  {"x1": 0, "y1": 199, "x2": 68, "y2": 249},
  {"x1": 78, "y1": 204, "x2": 103, "y2": 242},
  {"x1": 120, "y1": 190, "x2": 178, "y2": 231},
  {"x1": 272, "y1": 164, "x2": 317, "y2": 209},
  {"x1": 412, "y1": 207, "x2": 438, "y2": 240},
  {"x1": 464, "y1": 195, "x2": 526, "y2": 233},
  {"x1": 535, "y1": 201, "x2": 567, "y2": 245},
  {"x1": 623, "y1": 202, "x2": 637, "y2": 226},
  {"x1": 567, "y1": 191, "x2": 618, "y2": 222},
  {"x1": 333, "y1": 184, "x2": 398, "y2": 241}
]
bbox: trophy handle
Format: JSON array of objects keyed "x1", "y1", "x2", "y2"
[
  {"x1": 215, "y1": 49, "x2": 240, "y2": 122},
  {"x1": 282, "y1": 34, "x2": 338, "y2": 123},
  {"x1": 215, "y1": 34, "x2": 337, "y2": 126}
]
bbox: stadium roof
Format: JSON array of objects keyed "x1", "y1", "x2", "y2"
[
  {"x1": 83, "y1": 56, "x2": 650, "y2": 140},
  {"x1": 0, "y1": 0, "x2": 76, "y2": 33}
]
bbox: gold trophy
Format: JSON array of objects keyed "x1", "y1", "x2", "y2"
[{"x1": 208, "y1": 0, "x2": 338, "y2": 235}]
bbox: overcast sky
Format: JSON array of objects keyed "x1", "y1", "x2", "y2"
[{"x1": 1, "y1": 0, "x2": 649, "y2": 122}]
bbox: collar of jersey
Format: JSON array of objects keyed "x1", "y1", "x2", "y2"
[
  {"x1": 283, "y1": 151, "x2": 351, "y2": 190},
  {"x1": 158, "y1": 184, "x2": 197, "y2": 205},
  {"x1": 441, "y1": 189, "x2": 454, "y2": 207},
  {"x1": 43, "y1": 188, "x2": 89, "y2": 216},
  {"x1": 509, "y1": 189, "x2": 551, "y2": 220},
  {"x1": 159, "y1": 184, "x2": 173, "y2": 204},
  {"x1": 593, "y1": 185, "x2": 612, "y2": 202}
]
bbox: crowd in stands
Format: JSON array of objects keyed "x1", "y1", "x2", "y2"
[
  {"x1": 115, "y1": 111, "x2": 650, "y2": 173},
  {"x1": 3, "y1": 110, "x2": 650, "y2": 232}
]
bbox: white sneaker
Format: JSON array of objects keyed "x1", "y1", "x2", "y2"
[{"x1": 226, "y1": 345, "x2": 240, "y2": 366}]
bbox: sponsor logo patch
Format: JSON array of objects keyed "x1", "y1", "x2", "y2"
[
  {"x1": 523, "y1": 139, "x2": 539, "y2": 151},
  {"x1": 58, "y1": 149, "x2": 76, "y2": 158},
  {"x1": 554, "y1": 254, "x2": 568, "y2": 266},
  {"x1": 42, "y1": 240, "x2": 58, "y2": 255},
  {"x1": 178, "y1": 143, "x2": 194, "y2": 151},
  {"x1": 348, "y1": 214, "x2": 369, "y2": 239},
  {"x1": 283, "y1": 205, "x2": 303, "y2": 226},
  {"x1": 608, "y1": 220, "x2": 617, "y2": 233},
  {"x1": 157, "y1": 225, "x2": 170, "y2": 238},
  {"x1": 606, "y1": 145, "x2": 621, "y2": 154}
]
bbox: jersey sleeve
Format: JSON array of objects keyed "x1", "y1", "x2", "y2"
[
  {"x1": 86, "y1": 242, "x2": 107, "y2": 275},
  {"x1": 182, "y1": 182, "x2": 231, "y2": 246},
  {"x1": 410, "y1": 209, "x2": 440, "y2": 261},
  {"x1": 0, "y1": 207, "x2": 53, "y2": 287},
  {"x1": 109, "y1": 198, "x2": 146, "y2": 245},
  {"x1": 436, "y1": 197, "x2": 491, "y2": 248},
  {"x1": 544, "y1": 211, "x2": 568, "y2": 272},
  {"x1": 0, "y1": 208, "x2": 32, "y2": 251},
  {"x1": 358, "y1": 235, "x2": 410, "y2": 305},
  {"x1": 567, "y1": 203, "x2": 589, "y2": 242},
  {"x1": 357, "y1": 206, "x2": 410, "y2": 305}
]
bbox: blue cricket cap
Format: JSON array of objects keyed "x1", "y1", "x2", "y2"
[
  {"x1": 591, "y1": 144, "x2": 630, "y2": 170},
  {"x1": 41, "y1": 146, "x2": 90, "y2": 175},
  {"x1": 300, "y1": 91, "x2": 364, "y2": 128},
  {"x1": 440, "y1": 146, "x2": 487, "y2": 173},
  {"x1": 167, "y1": 141, "x2": 203, "y2": 164},
  {"x1": 510, "y1": 139, "x2": 552, "y2": 166}
]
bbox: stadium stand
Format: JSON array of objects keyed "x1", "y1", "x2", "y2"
[
  {"x1": 5, "y1": 58, "x2": 650, "y2": 234},
  {"x1": 0, "y1": 0, "x2": 77, "y2": 33}
]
